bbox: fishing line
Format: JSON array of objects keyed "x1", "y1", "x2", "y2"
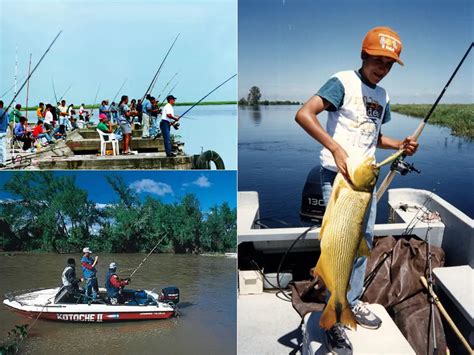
[
  {"x1": 276, "y1": 225, "x2": 319, "y2": 301},
  {"x1": 128, "y1": 234, "x2": 167, "y2": 279},
  {"x1": 1, "y1": 31, "x2": 62, "y2": 121}
]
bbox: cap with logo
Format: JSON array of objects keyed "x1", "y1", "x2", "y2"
[
  {"x1": 109, "y1": 262, "x2": 117, "y2": 269},
  {"x1": 82, "y1": 247, "x2": 92, "y2": 253},
  {"x1": 362, "y1": 26, "x2": 404, "y2": 66}
]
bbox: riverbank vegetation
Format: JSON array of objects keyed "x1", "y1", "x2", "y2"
[
  {"x1": 391, "y1": 104, "x2": 474, "y2": 139},
  {"x1": 0, "y1": 172, "x2": 236, "y2": 254},
  {"x1": 239, "y1": 86, "x2": 301, "y2": 106}
]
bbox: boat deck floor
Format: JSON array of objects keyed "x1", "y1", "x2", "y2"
[{"x1": 238, "y1": 292, "x2": 415, "y2": 354}]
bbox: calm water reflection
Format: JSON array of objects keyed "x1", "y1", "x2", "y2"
[
  {"x1": 239, "y1": 105, "x2": 474, "y2": 227},
  {"x1": 0, "y1": 253, "x2": 236, "y2": 355}
]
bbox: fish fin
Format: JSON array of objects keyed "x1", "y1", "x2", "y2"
[
  {"x1": 357, "y1": 238, "x2": 370, "y2": 258},
  {"x1": 314, "y1": 257, "x2": 332, "y2": 290},
  {"x1": 341, "y1": 304, "x2": 357, "y2": 330},
  {"x1": 319, "y1": 296, "x2": 338, "y2": 330},
  {"x1": 319, "y1": 174, "x2": 344, "y2": 241}
]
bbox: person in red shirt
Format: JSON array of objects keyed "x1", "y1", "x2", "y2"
[
  {"x1": 105, "y1": 262, "x2": 131, "y2": 304},
  {"x1": 32, "y1": 120, "x2": 54, "y2": 145}
]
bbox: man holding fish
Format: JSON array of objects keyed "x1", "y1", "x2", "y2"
[{"x1": 296, "y1": 27, "x2": 418, "y2": 354}]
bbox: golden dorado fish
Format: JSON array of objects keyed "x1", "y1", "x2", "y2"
[{"x1": 314, "y1": 153, "x2": 398, "y2": 330}]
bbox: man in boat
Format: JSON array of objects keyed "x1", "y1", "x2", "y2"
[
  {"x1": 105, "y1": 262, "x2": 130, "y2": 305},
  {"x1": 81, "y1": 247, "x2": 99, "y2": 301},
  {"x1": 296, "y1": 27, "x2": 419, "y2": 354},
  {"x1": 59, "y1": 258, "x2": 84, "y2": 303},
  {"x1": 160, "y1": 95, "x2": 180, "y2": 157}
]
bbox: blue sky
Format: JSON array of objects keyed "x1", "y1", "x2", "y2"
[
  {"x1": 239, "y1": 0, "x2": 473, "y2": 103},
  {"x1": 0, "y1": 0, "x2": 237, "y2": 106},
  {"x1": 0, "y1": 171, "x2": 237, "y2": 211}
]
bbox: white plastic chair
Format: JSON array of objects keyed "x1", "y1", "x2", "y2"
[{"x1": 96, "y1": 129, "x2": 119, "y2": 156}]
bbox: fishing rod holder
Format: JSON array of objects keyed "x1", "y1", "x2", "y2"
[{"x1": 390, "y1": 158, "x2": 420, "y2": 176}]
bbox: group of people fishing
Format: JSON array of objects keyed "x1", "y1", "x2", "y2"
[
  {"x1": 61, "y1": 247, "x2": 131, "y2": 305},
  {"x1": 0, "y1": 92, "x2": 180, "y2": 164},
  {"x1": 97, "y1": 94, "x2": 180, "y2": 156}
]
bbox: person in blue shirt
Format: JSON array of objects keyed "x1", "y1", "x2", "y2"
[
  {"x1": 81, "y1": 247, "x2": 99, "y2": 301},
  {"x1": 13, "y1": 116, "x2": 35, "y2": 152},
  {"x1": 0, "y1": 101, "x2": 9, "y2": 165}
]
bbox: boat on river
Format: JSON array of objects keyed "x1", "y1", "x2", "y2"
[
  {"x1": 3, "y1": 286, "x2": 180, "y2": 322},
  {"x1": 238, "y1": 186, "x2": 473, "y2": 354}
]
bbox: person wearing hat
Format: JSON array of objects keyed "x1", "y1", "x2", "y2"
[
  {"x1": 81, "y1": 247, "x2": 99, "y2": 301},
  {"x1": 105, "y1": 262, "x2": 130, "y2": 305},
  {"x1": 97, "y1": 113, "x2": 113, "y2": 134},
  {"x1": 160, "y1": 95, "x2": 180, "y2": 157},
  {"x1": 295, "y1": 27, "x2": 419, "y2": 353},
  {"x1": 61, "y1": 258, "x2": 84, "y2": 301}
]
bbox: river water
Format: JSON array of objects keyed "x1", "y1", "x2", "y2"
[
  {"x1": 0, "y1": 253, "x2": 236, "y2": 354},
  {"x1": 238, "y1": 105, "x2": 474, "y2": 227}
]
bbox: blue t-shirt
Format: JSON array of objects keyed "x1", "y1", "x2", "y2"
[
  {"x1": 142, "y1": 100, "x2": 152, "y2": 114},
  {"x1": 317, "y1": 71, "x2": 391, "y2": 123}
]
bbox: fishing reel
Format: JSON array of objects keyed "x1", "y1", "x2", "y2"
[
  {"x1": 390, "y1": 158, "x2": 420, "y2": 176},
  {"x1": 172, "y1": 122, "x2": 180, "y2": 130}
]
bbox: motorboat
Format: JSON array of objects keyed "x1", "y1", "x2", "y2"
[{"x1": 3, "y1": 286, "x2": 180, "y2": 322}]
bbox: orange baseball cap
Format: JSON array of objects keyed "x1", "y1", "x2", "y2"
[{"x1": 362, "y1": 26, "x2": 404, "y2": 66}]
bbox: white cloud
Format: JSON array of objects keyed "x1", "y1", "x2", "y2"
[
  {"x1": 129, "y1": 179, "x2": 173, "y2": 196},
  {"x1": 192, "y1": 175, "x2": 211, "y2": 188}
]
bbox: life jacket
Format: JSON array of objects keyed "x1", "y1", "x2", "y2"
[
  {"x1": 105, "y1": 270, "x2": 119, "y2": 298},
  {"x1": 62, "y1": 265, "x2": 74, "y2": 286},
  {"x1": 81, "y1": 256, "x2": 96, "y2": 278}
]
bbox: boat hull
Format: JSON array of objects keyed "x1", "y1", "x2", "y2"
[{"x1": 6, "y1": 306, "x2": 175, "y2": 322}]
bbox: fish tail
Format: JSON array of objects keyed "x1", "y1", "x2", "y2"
[
  {"x1": 320, "y1": 297, "x2": 357, "y2": 330},
  {"x1": 319, "y1": 297, "x2": 338, "y2": 330}
]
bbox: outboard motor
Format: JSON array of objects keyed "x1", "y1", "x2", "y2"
[
  {"x1": 300, "y1": 165, "x2": 326, "y2": 224},
  {"x1": 159, "y1": 286, "x2": 180, "y2": 305}
]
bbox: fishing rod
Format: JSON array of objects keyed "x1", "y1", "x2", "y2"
[
  {"x1": 159, "y1": 81, "x2": 179, "y2": 107},
  {"x1": 154, "y1": 72, "x2": 178, "y2": 101},
  {"x1": 111, "y1": 79, "x2": 127, "y2": 104},
  {"x1": 25, "y1": 53, "x2": 32, "y2": 119},
  {"x1": 376, "y1": 42, "x2": 473, "y2": 202},
  {"x1": 51, "y1": 78, "x2": 58, "y2": 103},
  {"x1": 178, "y1": 73, "x2": 237, "y2": 119},
  {"x1": 128, "y1": 234, "x2": 167, "y2": 279},
  {"x1": 0, "y1": 31, "x2": 62, "y2": 121},
  {"x1": 14, "y1": 46, "x2": 18, "y2": 105},
  {"x1": 141, "y1": 33, "x2": 180, "y2": 102},
  {"x1": 58, "y1": 84, "x2": 72, "y2": 102},
  {"x1": 89, "y1": 83, "x2": 101, "y2": 115},
  {"x1": 1, "y1": 74, "x2": 28, "y2": 98}
]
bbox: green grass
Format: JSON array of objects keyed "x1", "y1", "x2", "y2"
[{"x1": 391, "y1": 104, "x2": 474, "y2": 139}]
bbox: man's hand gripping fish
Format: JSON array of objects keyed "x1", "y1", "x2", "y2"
[{"x1": 314, "y1": 152, "x2": 401, "y2": 330}]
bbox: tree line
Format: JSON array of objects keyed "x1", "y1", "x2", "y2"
[
  {"x1": 0, "y1": 172, "x2": 236, "y2": 254},
  {"x1": 239, "y1": 86, "x2": 301, "y2": 106}
]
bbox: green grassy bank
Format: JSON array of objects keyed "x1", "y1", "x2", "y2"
[{"x1": 391, "y1": 104, "x2": 473, "y2": 139}]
